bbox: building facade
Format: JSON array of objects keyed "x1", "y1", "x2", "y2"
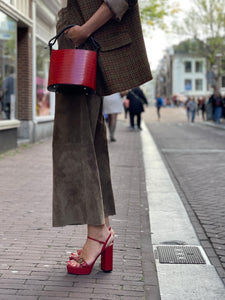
[
  {"x1": 155, "y1": 48, "x2": 209, "y2": 103},
  {"x1": 0, "y1": 0, "x2": 62, "y2": 153},
  {"x1": 172, "y1": 54, "x2": 208, "y2": 98}
]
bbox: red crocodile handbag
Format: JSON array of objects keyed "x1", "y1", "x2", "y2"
[{"x1": 47, "y1": 25, "x2": 100, "y2": 94}]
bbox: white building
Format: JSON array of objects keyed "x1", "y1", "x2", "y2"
[{"x1": 172, "y1": 54, "x2": 208, "y2": 99}]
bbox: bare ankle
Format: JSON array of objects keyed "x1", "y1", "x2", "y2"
[
  {"x1": 105, "y1": 217, "x2": 110, "y2": 228},
  {"x1": 87, "y1": 224, "x2": 108, "y2": 240}
]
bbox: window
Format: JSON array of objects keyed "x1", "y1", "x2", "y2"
[
  {"x1": 184, "y1": 61, "x2": 192, "y2": 72},
  {"x1": 195, "y1": 79, "x2": 203, "y2": 91},
  {"x1": 0, "y1": 11, "x2": 17, "y2": 120},
  {"x1": 222, "y1": 76, "x2": 225, "y2": 88},
  {"x1": 2, "y1": 0, "x2": 14, "y2": 4},
  {"x1": 36, "y1": 38, "x2": 54, "y2": 117},
  {"x1": 2, "y1": 0, "x2": 15, "y2": 5},
  {"x1": 184, "y1": 79, "x2": 192, "y2": 91},
  {"x1": 195, "y1": 61, "x2": 203, "y2": 72},
  {"x1": 222, "y1": 60, "x2": 225, "y2": 71}
]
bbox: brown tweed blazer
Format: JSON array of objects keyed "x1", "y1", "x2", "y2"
[{"x1": 57, "y1": 0, "x2": 152, "y2": 96}]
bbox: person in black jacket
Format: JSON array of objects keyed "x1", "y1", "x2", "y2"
[
  {"x1": 209, "y1": 89, "x2": 223, "y2": 124},
  {"x1": 222, "y1": 96, "x2": 225, "y2": 120},
  {"x1": 127, "y1": 86, "x2": 148, "y2": 130}
]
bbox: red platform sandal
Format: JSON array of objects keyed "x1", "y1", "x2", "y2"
[
  {"x1": 67, "y1": 233, "x2": 113, "y2": 275},
  {"x1": 69, "y1": 227, "x2": 114, "y2": 261}
]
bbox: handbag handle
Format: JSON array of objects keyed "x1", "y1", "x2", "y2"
[{"x1": 48, "y1": 24, "x2": 100, "y2": 54}]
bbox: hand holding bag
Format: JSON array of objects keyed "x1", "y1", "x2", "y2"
[{"x1": 47, "y1": 25, "x2": 100, "y2": 94}]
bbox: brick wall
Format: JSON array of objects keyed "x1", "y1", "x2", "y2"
[{"x1": 17, "y1": 26, "x2": 33, "y2": 121}]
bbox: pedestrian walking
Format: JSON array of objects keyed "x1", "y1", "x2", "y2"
[
  {"x1": 222, "y1": 96, "x2": 225, "y2": 120},
  {"x1": 122, "y1": 97, "x2": 130, "y2": 119},
  {"x1": 200, "y1": 97, "x2": 206, "y2": 121},
  {"x1": 155, "y1": 93, "x2": 164, "y2": 120},
  {"x1": 210, "y1": 89, "x2": 223, "y2": 124},
  {"x1": 121, "y1": 90, "x2": 129, "y2": 119},
  {"x1": 103, "y1": 92, "x2": 123, "y2": 142},
  {"x1": 127, "y1": 86, "x2": 148, "y2": 130},
  {"x1": 185, "y1": 96, "x2": 191, "y2": 121},
  {"x1": 186, "y1": 97, "x2": 197, "y2": 123},
  {"x1": 53, "y1": 0, "x2": 152, "y2": 275},
  {"x1": 197, "y1": 98, "x2": 201, "y2": 116}
]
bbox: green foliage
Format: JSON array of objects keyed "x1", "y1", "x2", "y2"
[
  {"x1": 174, "y1": 39, "x2": 205, "y2": 54},
  {"x1": 140, "y1": 0, "x2": 180, "y2": 30}
]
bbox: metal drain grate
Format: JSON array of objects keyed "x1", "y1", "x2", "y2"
[{"x1": 156, "y1": 245, "x2": 206, "y2": 264}]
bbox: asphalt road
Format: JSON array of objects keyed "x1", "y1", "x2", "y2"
[{"x1": 143, "y1": 106, "x2": 225, "y2": 285}]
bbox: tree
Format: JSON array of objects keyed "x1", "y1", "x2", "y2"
[
  {"x1": 140, "y1": 0, "x2": 180, "y2": 31},
  {"x1": 173, "y1": 0, "x2": 225, "y2": 86}
]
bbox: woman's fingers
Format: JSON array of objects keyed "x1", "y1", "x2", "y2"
[{"x1": 64, "y1": 26, "x2": 87, "y2": 47}]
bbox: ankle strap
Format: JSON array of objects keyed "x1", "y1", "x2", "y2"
[
  {"x1": 88, "y1": 233, "x2": 111, "y2": 246},
  {"x1": 87, "y1": 236, "x2": 104, "y2": 244}
]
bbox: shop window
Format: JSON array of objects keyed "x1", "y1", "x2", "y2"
[
  {"x1": 0, "y1": 11, "x2": 17, "y2": 120},
  {"x1": 195, "y1": 79, "x2": 203, "y2": 91},
  {"x1": 184, "y1": 61, "x2": 192, "y2": 73},
  {"x1": 195, "y1": 61, "x2": 203, "y2": 73},
  {"x1": 36, "y1": 38, "x2": 54, "y2": 117}
]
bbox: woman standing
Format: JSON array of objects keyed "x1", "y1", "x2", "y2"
[
  {"x1": 53, "y1": 0, "x2": 152, "y2": 275},
  {"x1": 103, "y1": 92, "x2": 123, "y2": 142}
]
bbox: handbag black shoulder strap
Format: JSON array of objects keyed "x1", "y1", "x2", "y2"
[{"x1": 130, "y1": 90, "x2": 145, "y2": 105}]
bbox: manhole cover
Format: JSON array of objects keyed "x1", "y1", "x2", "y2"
[{"x1": 156, "y1": 245, "x2": 206, "y2": 264}]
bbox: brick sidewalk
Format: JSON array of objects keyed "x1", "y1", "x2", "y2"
[{"x1": 0, "y1": 119, "x2": 160, "y2": 300}]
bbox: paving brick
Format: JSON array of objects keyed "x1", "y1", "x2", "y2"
[
  {"x1": 26, "y1": 279, "x2": 73, "y2": 287},
  {"x1": 0, "y1": 297, "x2": 37, "y2": 300},
  {"x1": 17, "y1": 290, "x2": 69, "y2": 297},
  {"x1": 0, "y1": 284, "x2": 43, "y2": 291},
  {"x1": 70, "y1": 293, "x2": 121, "y2": 299},
  {"x1": 0, "y1": 289, "x2": 17, "y2": 295},
  {"x1": 39, "y1": 298, "x2": 68, "y2": 300}
]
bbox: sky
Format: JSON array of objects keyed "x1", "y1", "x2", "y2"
[{"x1": 143, "y1": 0, "x2": 192, "y2": 70}]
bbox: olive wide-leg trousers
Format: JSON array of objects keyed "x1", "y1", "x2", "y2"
[{"x1": 52, "y1": 92, "x2": 116, "y2": 227}]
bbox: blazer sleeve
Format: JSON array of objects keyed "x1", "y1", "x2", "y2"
[{"x1": 104, "y1": 0, "x2": 137, "y2": 21}]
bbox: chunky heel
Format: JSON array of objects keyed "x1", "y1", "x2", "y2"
[{"x1": 101, "y1": 244, "x2": 113, "y2": 272}]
